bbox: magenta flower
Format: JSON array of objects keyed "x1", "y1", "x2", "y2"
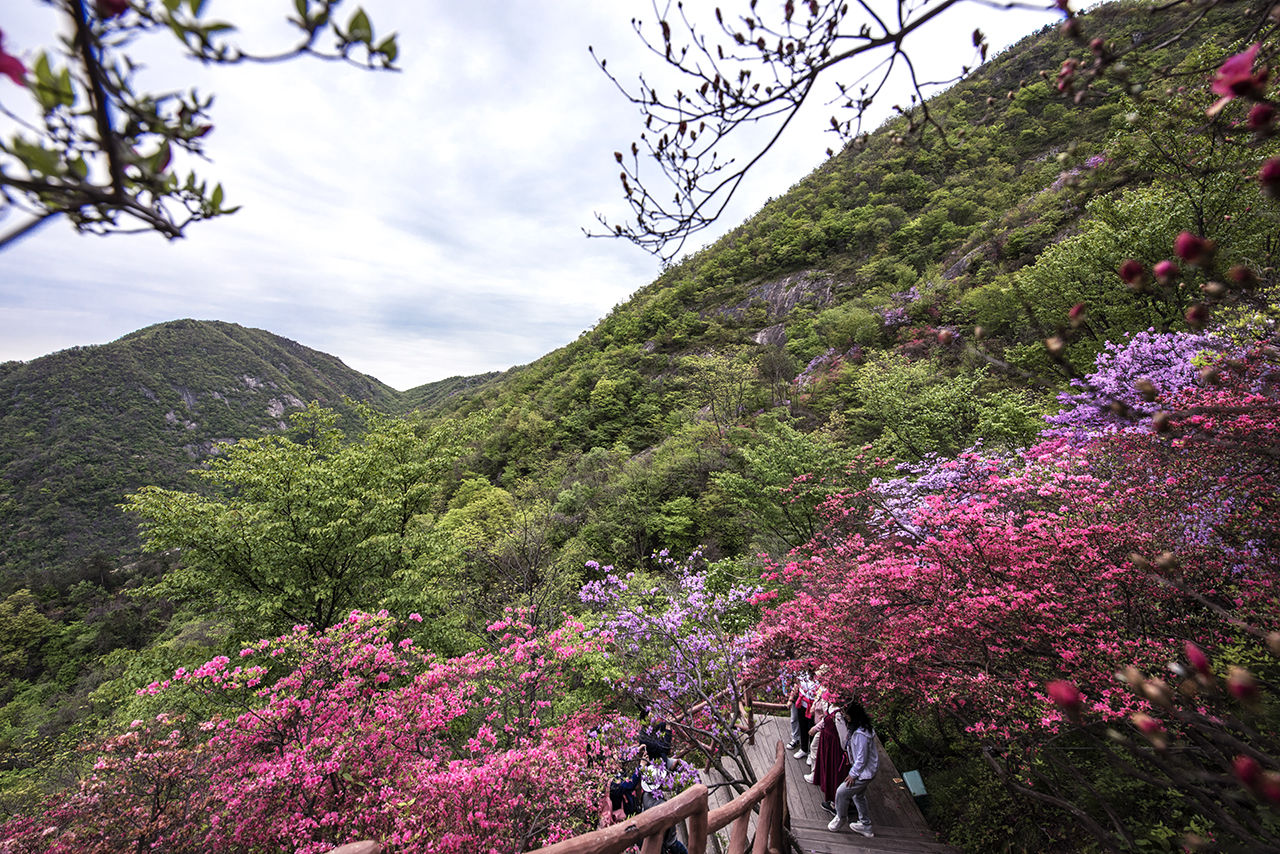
[
  {"x1": 97, "y1": 0, "x2": 130, "y2": 18},
  {"x1": 1248, "y1": 102, "x2": 1276, "y2": 130},
  {"x1": 1174, "y1": 231, "x2": 1209, "y2": 264},
  {"x1": 1184, "y1": 641, "x2": 1211, "y2": 676},
  {"x1": 1046, "y1": 680, "x2": 1082, "y2": 722},
  {"x1": 1259, "y1": 157, "x2": 1280, "y2": 199},
  {"x1": 1118, "y1": 259, "x2": 1146, "y2": 287},
  {"x1": 1227, "y1": 666, "x2": 1260, "y2": 703},
  {"x1": 1211, "y1": 44, "x2": 1267, "y2": 100},
  {"x1": 1153, "y1": 260, "x2": 1179, "y2": 286},
  {"x1": 0, "y1": 29, "x2": 26, "y2": 87},
  {"x1": 1234, "y1": 754, "x2": 1262, "y2": 788}
]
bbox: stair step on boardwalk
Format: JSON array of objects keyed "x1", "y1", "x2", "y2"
[
  {"x1": 790, "y1": 818, "x2": 960, "y2": 854},
  {"x1": 700, "y1": 715, "x2": 960, "y2": 854}
]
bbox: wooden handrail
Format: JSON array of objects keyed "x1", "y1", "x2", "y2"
[
  {"x1": 525, "y1": 740, "x2": 787, "y2": 854},
  {"x1": 324, "y1": 686, "x2": 792, "y2": 854}
]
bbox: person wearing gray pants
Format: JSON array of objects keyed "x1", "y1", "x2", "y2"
[{"x1": 827, "y1": 700, "x2": 879, "y2": 838}]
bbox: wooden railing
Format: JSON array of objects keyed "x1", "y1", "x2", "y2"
[
  {"x1": 324, "y1": 686, "x2": 793, "y2": 854},
  {"x1": 319, "y1": 740, "x2": 788, "y2": 854},
  {"x1": 530, "y1": 740, "x2": 787, "y2": 854}
]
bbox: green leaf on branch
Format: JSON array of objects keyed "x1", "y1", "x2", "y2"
[
  {"x1": 376, "y1": 35, "x2": 398, "y2": 63},
  {"x1": 348, "y1": 8, "x2": 373, "y2": 44}
]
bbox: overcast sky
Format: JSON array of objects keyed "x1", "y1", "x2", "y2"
[{"x1": 0, "y1": 1, "x2": 1059, "y2": 390}]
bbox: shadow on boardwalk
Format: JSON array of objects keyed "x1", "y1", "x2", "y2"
[{"x1": 700, "y1": 716, "x2": 960, "y2": 854}]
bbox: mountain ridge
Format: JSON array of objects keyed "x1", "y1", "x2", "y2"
[{"x1": 0, "y1": 318, "x2": 401, "y2": 591}]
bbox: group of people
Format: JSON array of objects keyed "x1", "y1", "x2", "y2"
[
  {"x1": 786, "y1": 669, "x2": 879, "y2": 838},
  {"x1": 606, "y1": 720, "x2": 693, "y2": 854}
]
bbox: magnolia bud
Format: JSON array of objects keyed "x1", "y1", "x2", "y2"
[
  {"x1": 1234, "y1": 754, "x2": 1262, "y2": 788},
  {"x1": 1141, "y1": 678, "x2": 1174, "y2": 709},
  {"x1": 1227, "y1": 666, "x2": 1260, "y2": 704},
  {"x1": 1046, "y1": 680, "x2": 1082, "y2": 722},
  {"x1": 1229, "y1": 265, "x2": 1257, "y2": 288},
  {"x1": 1199, "y1": 281, "x2": 1227, "y2": 299},
  {"x1": 938, "y1": 329, "x2": 954, "y2": 345},
  {"x1": 1153, "y1": 260, "x2": 1179, "y2": 286},
  {"x1": 1174, "y1": 231, "x2": 1211, "y2": 265},
  {"x1": 1153, "y1": 551, "x2": 1179, "y2": 570},
  {"x1": 1119, "y1": 665, "x2": 1145, "y2": 691},
  {"x1": 1260, "y1": 158, "x2": 1280, "y2": 200},
  {"x1": 1045, "y1": 335, "x2": 1066, "y2": 356},
  {"x1": 1267, "y1": 631, "x2": 1280, "y2": 658},
  {"x1": 1131, "y1": 712, "x2": 1168, "y2": 749},
  {"x1": 1152, "y1": 411, "x2": 1171, "y2": 433},
  {"x1": 1185, "y1": 303, "x2": 1210, "y2": 329},
  {"x1": 1184, "y1": 641, "x2": 1211, "y2": 676},
  {"x1": 1134, "y1": 378, "x2": 1157, "y2": 401},
  {"x1": 1263, "y1": 771, "x2": 1280, "y2": 805},
  {"x1": 1118, "y1": 259, "x2": 1146, "y2": 288}
]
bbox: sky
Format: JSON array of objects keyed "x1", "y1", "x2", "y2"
[{"x1": 0, "y1": 1, "x2": 1061, "y2": 390}]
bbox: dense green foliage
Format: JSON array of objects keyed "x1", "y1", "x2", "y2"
[{"x1": 2, "y1": 3, "x2": 1278, "y2": 850}]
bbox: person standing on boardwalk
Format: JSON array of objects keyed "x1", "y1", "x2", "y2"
[
  {"x1": 807, "y1": 687, "x2": 850, "y2": 809},
  {"x1": 784, "y1": 669, "x2": 818, "y2": 758},
  {"x1": 827, "y1": 700, "x2": 879, "y2": 838}
]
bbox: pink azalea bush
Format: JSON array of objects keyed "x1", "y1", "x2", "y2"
[
  {"x1": 1, "y1": 611, "x2": 632, "y2": 854},
  {"x1": 751, "y1": 341, "x2": 1279, "y2": 743}
]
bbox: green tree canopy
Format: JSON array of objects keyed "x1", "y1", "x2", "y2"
[{"x1": 123, "y1": 405, "x2": 468, "y2": 636}]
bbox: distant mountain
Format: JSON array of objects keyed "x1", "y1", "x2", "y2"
[{"x1": 0, "y1": 319, "x2": 398, "y2": 592}]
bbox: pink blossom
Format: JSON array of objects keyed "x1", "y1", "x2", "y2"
[
  {"x1": 0, "y1": 29, "x2": 26, "y2": 87},
  {"x1": 1211, "y1": 43, "x2": 1267, "y2": 99},
  {"x1": 1248, "y1": 102, "x2": 1276, "y2": 130},
  {"x1": 97, "y1": 0, "x2": 130, "y2": 18},
  {"x1": 1153, "y1": 260, "x2": 1179, "y2": 286},
  {"x1": 1118, "y1": 259, "x2": 1145, "y2": 287},
  {"x1": 1173, "y1": 231, "x2": 1209, "y2": 264},
  {"x1": 1259, "y1": 157, "x2": 1280, "y2": 199}
]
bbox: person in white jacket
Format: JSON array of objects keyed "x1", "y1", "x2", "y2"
[{"x1": 827, "y1": 699, "x2": 879, "y2": 838}]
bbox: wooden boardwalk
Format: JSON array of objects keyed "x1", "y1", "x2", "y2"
[{"x1": 701, "y1": 716, "x2": 959, "y2": 854}]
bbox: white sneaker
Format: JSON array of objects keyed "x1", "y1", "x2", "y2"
[
  {"x1": 807, "y1": 756, "x2": 815, "y2": 767},
  {"x1": 785, "y1": 740, "x2": 799, "y2": 750},
  {"x1": 850, "y1": 821, "x2": 874, "y2": 837},
  {"x1": 826, "y1": 816, "x2": 843, "y2": 833},
  {"x1": 793, "y1": 748, "x2": 806, "y2": 759},
  {"x1": 803, "y1": 772, "x2": 815, "y2": 783}
]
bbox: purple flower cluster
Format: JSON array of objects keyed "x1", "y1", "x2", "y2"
[
  {"x1": 867, "y1": 446, "x2": 1013, "y2": 537},
  {"x1": 881, "y1": 306, "x2": 910, "y2": 327},
  {"x1": 1045, "y1": 329, "x2": 1235, "y2": 437},
  {"x1": 795, "y1": 348, "x2": 838, "y2": 389}
]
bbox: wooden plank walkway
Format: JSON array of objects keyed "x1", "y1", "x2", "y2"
[{"x1": 700, "y1": 716, "x2": 959, "y2": 854}]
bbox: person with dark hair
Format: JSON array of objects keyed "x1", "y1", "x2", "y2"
[
  {"x1": 784, "y1": 669, "x2": 818, "y2": 758},
  {"x1": 806, "y1": 686, "x2": 850, "y2": 808},
  {"x1": 827, "y1": 699, "x2": 879, "y2": 838}
]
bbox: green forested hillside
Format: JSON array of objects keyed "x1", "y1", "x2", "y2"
[
  {"x1": 0, "y1": 319, "x2": 397, "y2": 592},
  {"x1": 402, "y1": 0, "x2": 1274, "y2": 568}
]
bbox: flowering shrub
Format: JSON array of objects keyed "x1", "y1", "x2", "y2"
[
  {"x1": 2, "y1": 611, "x2": 631, "y2": 854},
  {"x1": 1045, "y1": 328, "x2": 1232, "y2": 437},
  {"x1": 579, "y1": 552, "x2": 763, "y2": 783}
]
